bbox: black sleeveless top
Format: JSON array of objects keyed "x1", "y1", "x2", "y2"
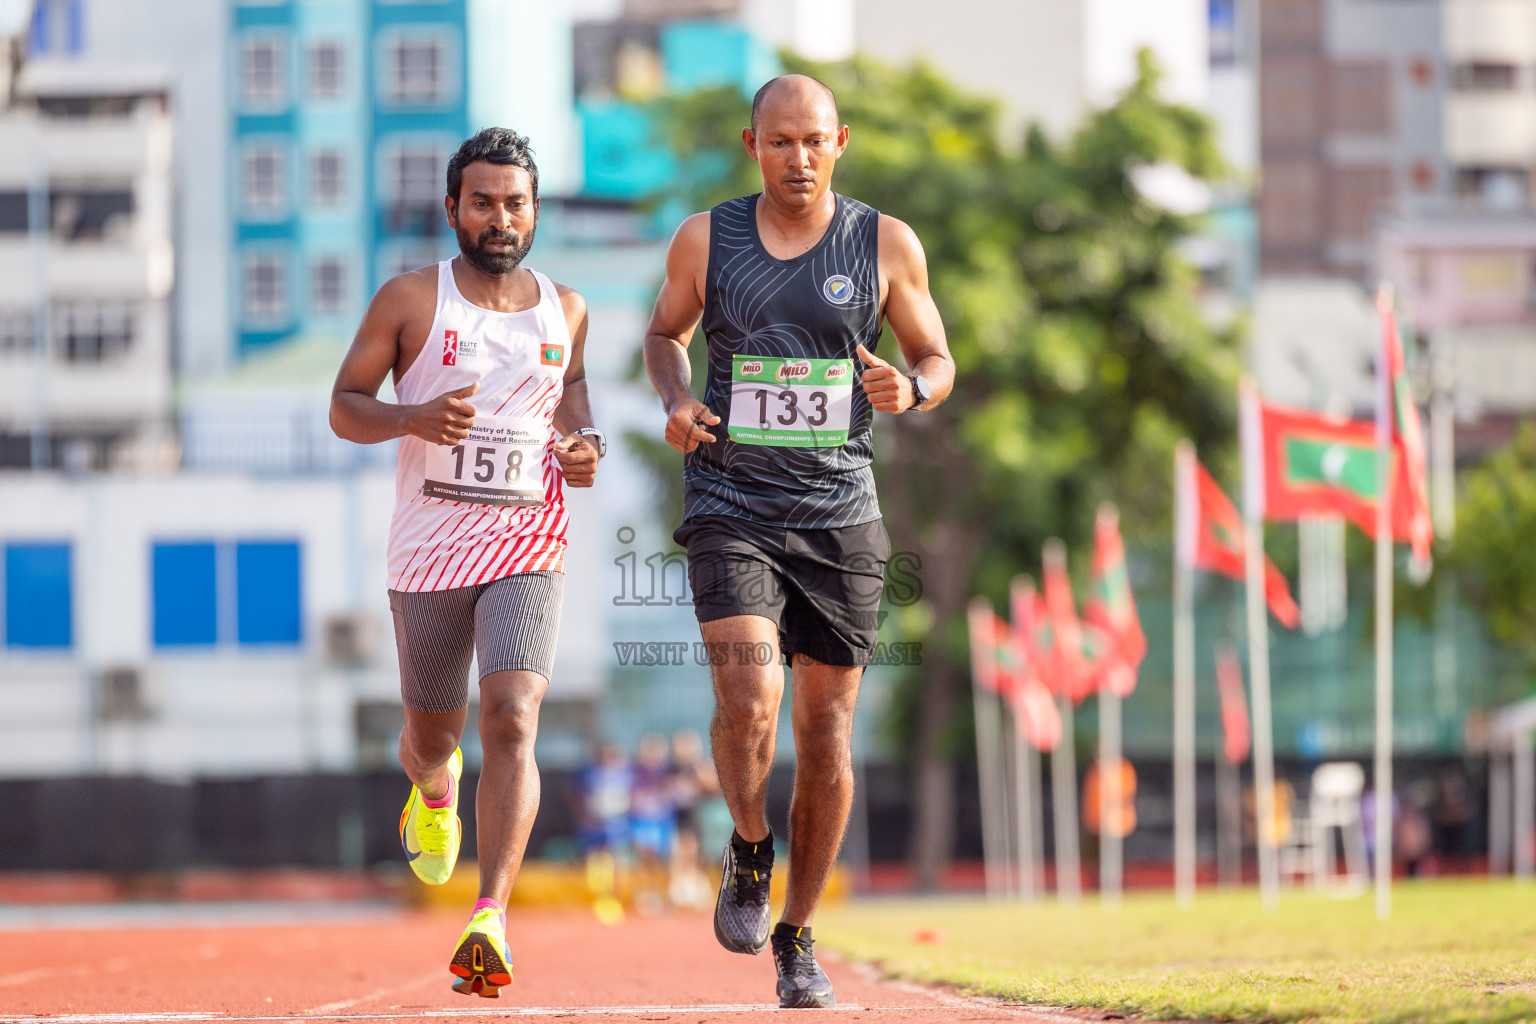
[{"x1": 683, "y1": 193, "x2": 883, "y2": 529}]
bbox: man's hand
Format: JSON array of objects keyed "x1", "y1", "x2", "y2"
[
  {"x1": 664, "y1": 398, "x2": 720, "y2": 454},
  {"x1": 857, "y1": 344, "x2": 914, "y2": 413},
  {"x1": 553, "y1": 433, "x2": 600, "y2": 487},
  {"x1": 404, "y1": 382, "x2": 478, "y2": 445}
]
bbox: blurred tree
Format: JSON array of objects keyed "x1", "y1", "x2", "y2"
[
  {"x1": 643, "y1": 51, "x2": 1241, "y2": 886},
  {"x1": 1448, "y1": 424, "x2": 1536, "y2": 673}
]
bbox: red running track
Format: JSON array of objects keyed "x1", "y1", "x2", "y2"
[{"x1": 0, "y1": 907, "x2": 1058, "y2": 1022}]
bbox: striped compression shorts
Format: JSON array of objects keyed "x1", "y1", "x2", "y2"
[{"x1": 388, "y1": 571, "x2": 564, "y2": 714}]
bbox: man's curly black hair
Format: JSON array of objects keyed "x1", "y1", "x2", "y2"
[{"x1": 446, "y1": 127, "x2": 539, "y2": 202}]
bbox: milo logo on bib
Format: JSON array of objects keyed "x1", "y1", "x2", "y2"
[
  {"x1": 729, "y1": 354, "x2": 855, "y2": 448},
  {"x1": 776, "y1": 360, "x2": 812, "y2": 383}
]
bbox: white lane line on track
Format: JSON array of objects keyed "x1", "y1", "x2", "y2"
[
  {"x1": 0, "y1": 1007, "x2": 882, "y2": 1023},
  {"x1": 304, "y1": 970, "x2": 443, "y2": 1015}
]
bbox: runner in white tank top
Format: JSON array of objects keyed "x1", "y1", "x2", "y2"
[
  {"x1": 330, "y1": 129, "x2": 603, "y2": 999},
  {"x1": 387, "y1": 259, "x2": 572, "y2": 591}
]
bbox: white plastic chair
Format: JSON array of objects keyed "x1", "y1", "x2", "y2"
[{"x1": 1309, "y1": 762, "x2": 1368, "y2": 894}]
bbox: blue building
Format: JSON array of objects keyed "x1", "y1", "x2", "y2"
[{"x1": 229, "y1": 0, "x2": 469, "y2": 357}]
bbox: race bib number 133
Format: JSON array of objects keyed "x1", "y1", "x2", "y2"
[{"x1": 728, "y1": 355, "x2": 854, "y2": 447}]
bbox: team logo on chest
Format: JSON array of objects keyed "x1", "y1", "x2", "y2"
[
  {"x1": 443, "y1": 330, "x2": 479, "y2": 365},
  {"x1": 822, "y1": 274, "x2": 854, "y2": 305}
]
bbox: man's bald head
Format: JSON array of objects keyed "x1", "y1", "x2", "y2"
[{"x1": 750, "y1": 74, "x2": 839, "y2": 131}]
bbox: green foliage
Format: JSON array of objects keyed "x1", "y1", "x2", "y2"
[{"x1": 1449, "y1": 423, "x2": 1536, "y2": 666}]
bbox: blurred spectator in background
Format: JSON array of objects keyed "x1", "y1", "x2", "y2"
[
  {"x1": 630, "y1": 733, "x2": 675, "y2": 914},
  {"x1": 1431, "y1": 770, "x2": 1477, "y2": 860},
  {"x1": 579, "y1": 743, "x2": 633, "y2": 855},
  {"x1": 667, "y1": 728, "x2": 719, "y2": 908},
  {"x1": 1399, "y1": 780, "x2": 1436, "y2": 877}
]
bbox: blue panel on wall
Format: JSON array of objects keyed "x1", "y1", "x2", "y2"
[
  {"x1": 152, "y1": 542, "x2": 219, "y2": 647},
  {"x1": 5, "y1": 542, "x2": 72, "y2": 649},
  {"x1": 235, "y1": 541, "x2": 302, "y2": 645},
  {"x1": 578, "y1": 100, "x2": 676, "y2": 200}
]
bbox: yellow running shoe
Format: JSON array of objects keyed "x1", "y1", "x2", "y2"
[
  {"x1": 449, "y1": 907, "x2": 513, "y2": 998},
  {"x1": 399, "y1": 748, "x2": 463, "y2": 885}
]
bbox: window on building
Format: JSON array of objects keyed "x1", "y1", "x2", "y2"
[
  {"x1": 152, "y1": 542, "x2": 218, "y2": 646},
  {"x1": 1452, "y1": 62, "x2": 1521, "y2": 91},
  {"x1": 1260, "y1": 55, "x2": 1323, "y2": 149},
  {"x1": 0, "y1": 309, "x2": 34, "y2": 354},
  {"x1": 389, "y1": 144, "x2": 446, "y2": 205},
  {"x1": 1327, "y1": 164, "x2": 1392, "y2": 244},
  {"x1": 382, "y1": 35, "x2": 448, "y2": 105},
  {"x1": 312, "y1": 257, "x2": 348, "y2": 314},
  {"x1": 1330, "y1": 62, "x2": 1391, "y2": 136},
  {"x1": 27, "y1": 0, "x2": 83, "y2": 57},
  {"x1": 1209, "y1": 0, "x2": 1238, "y2": 67},
  {"x1": 55, "y1": 301, "x2": 134, "y2": 361},
  {"x1": 308, "y1": 41, "x2": 344, "y2": 99},
  {"x1": 236, "y1": 541, "x2": 302, "y2": 644},
  {"x1": 242, "y1": 145, "x2": 287, "y2": 214},
  {"x1": 382, "y1": 243, "x2": 442, "y2": 280},
  {"x1": 310, "y1": 150, "x2": 345, "y2": 207},
  {"x1": 240, "y1": 35, "x2": 286, "y2": 108},
  {"x1": 50, "y1": 187, "x2": 134, "y2": 242},
  {"x1": 4, "y1": 542, "x2": 72, "y2": 649},
  {"x1": 151, "y1": 539, "x2": 302, "y2": 648},
  {"x1": 1259, "y1": 159, "x2": 1323, "y2": 251},
  {"x1": 243, "y1": 252, "x2": 288, "y2": 322}
]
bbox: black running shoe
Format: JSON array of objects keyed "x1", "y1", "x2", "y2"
[
  {"x1": 771, "y1": 926, "x2": 836, "y2": 1009},
  {"x1": 713, "y1": 831, "x2": 773, "y2": 954}
]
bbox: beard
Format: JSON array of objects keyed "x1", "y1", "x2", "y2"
[{"x1": 457, "y1": 221, "x2": 535, "y2": 276}]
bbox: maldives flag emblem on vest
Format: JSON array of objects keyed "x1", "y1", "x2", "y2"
[{"x1": 541, "y1": 343, "x2": 563, "y2": 366}]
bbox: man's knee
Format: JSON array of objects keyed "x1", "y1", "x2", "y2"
[
  {"x1": 713, "y1": 680, "x2": 781, "y2": 739},
  {"x1": 400, "y1": 708, "x2": 464, "y2": 766},
  {"x1": 479, "y1": 675, "x2": 545, "y2": 753}
]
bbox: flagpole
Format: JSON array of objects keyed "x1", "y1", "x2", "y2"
[
  {"x1": 1374, "y1": 285, "x2": 1396, "y2": 920},
  {"x1": 1052, "y1": 691, "x2": 1080, "y2": 904},
  {"x1": 1013, "y1": 720, "x2": 1038, "y2": 900},
  {"x1": 968, "y1": 598, "x2": 1009, "y2": 899},
  {"x1": 1173, "y1": 442, "x2": 1198, "y2": 907},
  {"x1": 1240, "y1": 380, "x2": 1280, "y2": 910},
  {"x1": 1099, "y1": 686, "x2": 1123, "y2": 910},
  {"x1": 1009, "y1": 576, "x2": 1040, "y2": 900}
]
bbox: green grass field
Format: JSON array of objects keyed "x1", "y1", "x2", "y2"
[{"x1": 819, "y1": 878, "x2": 1536, "y2": 1024}]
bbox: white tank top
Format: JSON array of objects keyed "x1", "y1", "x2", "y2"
[{"x1": 387, "y1": 260, "x2": 571, "y2": 592}]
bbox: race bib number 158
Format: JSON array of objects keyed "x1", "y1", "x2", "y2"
[
  {"x1": 727, "y1": 355, "x2": 854, "y2": 447},
  {"x1": 423, "y1": 415, "x2": 546, "y2": 507}
]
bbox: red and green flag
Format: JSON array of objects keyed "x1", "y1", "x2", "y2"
[
  {"x1": 1084, "y1": 504, "x2": 1146, "y2": 697},
  {"x1": 1238, "y1": 384, "x2": 1422, "y2": 546},
  {"x1": 1214, "y1": 645, "x2": 1250, "y2": 766},
  {"x1": 1379, "y1": 288, "x2": 1433, "y2": 564},
  {"x1": 1042, "y1": 540, "x2": 1096, "y2": 704},
  {"x1": 1174, "y1": 444, "x2": 1300, "y2": 628},
  {"x1": 1008, "y1": 579, "x2": 1064, "y2": 751}
]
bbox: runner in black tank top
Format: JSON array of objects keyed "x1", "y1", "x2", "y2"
[
  {"x1": 641, "y1": 74, "x2": 955, "y2": 1010},
  {"x1": 685, "y1": 192, "x2": 881, "y2": 528}
]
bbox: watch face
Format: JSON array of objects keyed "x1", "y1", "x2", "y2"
[{"x1": 912, "y1": 376, "x2": 931, "y2": 403}]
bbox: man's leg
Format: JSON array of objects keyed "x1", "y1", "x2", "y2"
[
  {"x1": 781, "y1": 655, "x2": 861, "y2": 927},
  {"x1": 399, "y1": 707, "x2": 467, "y2": 802},
  {"x1": 703, "y1": 614, "x2": 785, "y2": 843},
  {"x1": 474, "y1": 669, "x2": 548, "y2": 904}
]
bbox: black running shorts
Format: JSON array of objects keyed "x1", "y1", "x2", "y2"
[
  {"x1": 674, "y1": 515, "x2": 889, "y2": 667},
  {"x1": 388, "y1": 571, "x2": 563, "y2": 714}
]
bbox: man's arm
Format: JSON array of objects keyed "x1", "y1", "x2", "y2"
[
  {"x1": 857, "y1": 215, "x2": 956, "y2": 414},
  {"x1": 551, "y1": 285, "x2": 599, "y2": 488},
  {"x1": 641, "y1": 213, "x2": 717, "y2": 454},
  {"x1": 330, "y1": 273, "x2": 477, "y2": 445}
]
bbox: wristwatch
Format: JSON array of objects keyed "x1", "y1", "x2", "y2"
[
  {"x1": 574, "y1": 427, "x2": 607, "y2": 458},
  {"x1": 907, "y1": 374, "x2": 932, "y2": 412}
]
